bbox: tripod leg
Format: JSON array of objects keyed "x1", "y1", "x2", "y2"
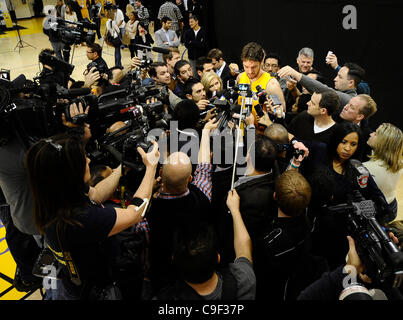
[{"x1": 70, "y1": 44, "x2": 76, "y2": 65}]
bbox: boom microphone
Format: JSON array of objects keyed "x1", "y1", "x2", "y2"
[
  {"x1": 67, "y1": 87, "x2": 92, "y2": 97},
  {"x1": 134, "y1": 44, "x2": 171, "y2": 55}
]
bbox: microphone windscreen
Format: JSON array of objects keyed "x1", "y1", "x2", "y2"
[{"x1": 67, "y1": 87, "x2": 92, "y2": 97}]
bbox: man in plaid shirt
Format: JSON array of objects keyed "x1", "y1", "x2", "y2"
[
  {"x1": 157, "y1": 0, "x2": 184, "y2": 36},
  {"x1": 135, "y1": 0, "x2": 150, "y2": 31}
]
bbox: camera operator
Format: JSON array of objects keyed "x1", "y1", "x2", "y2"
[
  {"x1": 305, "y1": 122, "x2": 392, "y2": 270},
  {"x1": 25, "y1": 132, "x2": 160, "y2": 300},
  {"x1": 0, "y1": 82, "x2": 90, "y2": 293},
  {"x1": 86, "y1": 43, "x2": 109, "y2": 77},
  {"x1": 149, "y1": 62, "x2": 182, "y2": 111},
  {"x1": 43, "y1": 6, "x2": 64, "y2": 60},
  {"x1": 0, "y1": 76, "x2": 43, "y2": 292},
  {"x1": 38, "y1": 48, "x2": 69, "y2": 88}
]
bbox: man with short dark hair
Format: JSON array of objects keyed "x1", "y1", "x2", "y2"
[
  {"x1": 288, "y1": 90, "x2": 339, "y2": 145},
  {"x1": 278, "y1": 61, "x2": 364, "y2": 107},
  {"x1": 156, "y1": 191, "x2": 256, "y2": 300},
  {"x1": 149, "y1": 62, "x2": 182, "y2": 110},
  {"x1": 183, "y1": 78, "x2": 209, "y2": 111},
  {"x1": 224, "y1": 133, "x2": 278, "y2": 264},
  {"x1": 183, "y1": 14, "x2": 208, "y2": 75},
  {"x1": 173, "y1": 60, "x2": 194, "y2": 98},
  {"x1": 86, "y1": 43, "x2": 109, "y2": 71},
  {"x1": 263, "y1": 52, "x2": 287, "y2": 92},
  {"x1": 163, "y1": 48, "x2": 181, "y2": 91},
  {"x1": 207, "y1": 48, "x2": 238, "y2": 88},
  {"x1": 195, "y1": 56, "x2": 214, "y2": 80},
  {"x1": 263, "y1": 52, "x2": 282, "y2": 75},
  {"x1": 155, "y1": 16, "x2": 180, "y2": 62}
]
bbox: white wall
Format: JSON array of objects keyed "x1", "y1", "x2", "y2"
[{"x1": 10, "y1": 0, "x2": 32, "y2": 19}]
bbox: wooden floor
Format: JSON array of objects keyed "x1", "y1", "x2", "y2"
[{"x1": 0, "y1": 17, "x2": 402, "y2": 301}]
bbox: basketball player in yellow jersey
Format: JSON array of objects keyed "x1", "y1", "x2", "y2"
[{"x1": 236, "y1": 42, "x2": 286, "y2": 125}]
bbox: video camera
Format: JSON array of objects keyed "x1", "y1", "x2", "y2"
[
  {"x1": 53, "y1": 18, "x2": 97, "y2": 45},
  {"x1": 326, "y1": 190, "x2": 403, "y2": 288},
  {"x1": 85, "y1": 71, "x2": 171, "y2": 172},
  {"x1": 39, "y1": 51, "x2": 75, "y2": 76}
]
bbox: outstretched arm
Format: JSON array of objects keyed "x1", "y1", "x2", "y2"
[{"x1": 227, "y1": 189, "x2": 253, "y2": 263}]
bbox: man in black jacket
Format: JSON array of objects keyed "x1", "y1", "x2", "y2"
[
  {"x1": 183, "y1": 14, "x2": 208, "y2": 75},
  {"x1": 216, "y1": 129, "x2": 277, "y2": 265},
  {"x1": 207, "y1": 48, "x2": 238, "y2": 89},
  {"x1": 254, "y1": 170, "x2": 328, "y2": 300}
]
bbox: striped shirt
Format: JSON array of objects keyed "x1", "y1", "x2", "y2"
[
  {"x1": 156, "y1": 163, "x2": 213, "y2": 201},
  {"x1": 157, "y1": 1, "x2": 183, "y2": 32}
]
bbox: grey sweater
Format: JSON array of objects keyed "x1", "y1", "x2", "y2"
[{"x1": 299, "y1": 74, "x2": 357, "y2": 106}]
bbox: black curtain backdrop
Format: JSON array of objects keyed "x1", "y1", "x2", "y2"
[{"x1": 206, "y1": 0, "x2": 403, "y2": 130}]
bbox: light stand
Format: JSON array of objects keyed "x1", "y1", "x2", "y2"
[{"x1": 8, "y1": 0, "x2": 36, "y2": 52}]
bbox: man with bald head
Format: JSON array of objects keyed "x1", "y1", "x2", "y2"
[{"x1": 147, "y1": 118, "x2": 219, "y2": 294}]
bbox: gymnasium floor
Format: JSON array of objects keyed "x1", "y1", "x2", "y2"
[{"x1": 0, "y1": 16, "x2": 403, "y2": 301}]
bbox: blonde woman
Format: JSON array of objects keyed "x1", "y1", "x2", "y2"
[
  {"x1": 201, "y1": 71, "x2": 223, "y2": 99},
  {"x1": 125, "y1": 4, "x2": 135, "y2": 19},
  {"x1": 364, "y1": 123, "x2": 403, "y2": 223}
]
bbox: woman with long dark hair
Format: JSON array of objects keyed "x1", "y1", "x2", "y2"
[
  {"x1": 26, "y1": 134, "x2": 159, "y2": 299},
  {"x1": 306, "y1": 122, "x2": 389, "y2": 269}
]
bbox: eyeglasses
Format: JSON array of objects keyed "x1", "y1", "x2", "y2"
[
  {"x1": 86, "y1": 51, "x2": 94, "y2": 54},
  {"x1": 264, "y1": 63, "x2": 278, "y2": 68}
]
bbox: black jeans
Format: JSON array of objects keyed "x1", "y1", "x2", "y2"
[
  {"x1": 0, "y1": 204, "x2": 41, "y2": 282},
  {"x1": 62, "y1": 43, "x2": 71, "y2": 63},
  {"x1": 93, "y1": 17, "x2": 101, "y2": 39},
  {"x1": 129, "y1": 39, "x2": 136, "y2": 58}
]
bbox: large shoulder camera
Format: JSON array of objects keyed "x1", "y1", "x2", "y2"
[
  {"x1": 326, "y1": 190, "x2": 403, "y2": 288},
  {"x1": 48, "y1": 18, "x2": 97, "y2": 45}
]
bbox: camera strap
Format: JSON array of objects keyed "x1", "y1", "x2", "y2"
[{"x1": 56, "y1": 223, "x2": 82, "y2": 286}]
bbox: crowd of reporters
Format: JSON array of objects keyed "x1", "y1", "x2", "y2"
[{"x1": 0, "y1": 0, "x2": 403, "y2": 302}]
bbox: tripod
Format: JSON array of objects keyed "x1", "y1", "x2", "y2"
[
  {"x1": 8, "y1": 0, "x2": 36, "y2": 53},
  {"x1": 13, "y1": 22, "x2": 36, "y2": 52}
]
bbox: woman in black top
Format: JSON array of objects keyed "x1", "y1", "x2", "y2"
[
  {"x1": 133, "y1": 21, "x2": 154, "y2": 52},
  {"x1": 305, "y1": 122, "x2": 389, "y2": 269},
  {"x1": 25, "y1": 133, "x2": 159, "y2": 299}
]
